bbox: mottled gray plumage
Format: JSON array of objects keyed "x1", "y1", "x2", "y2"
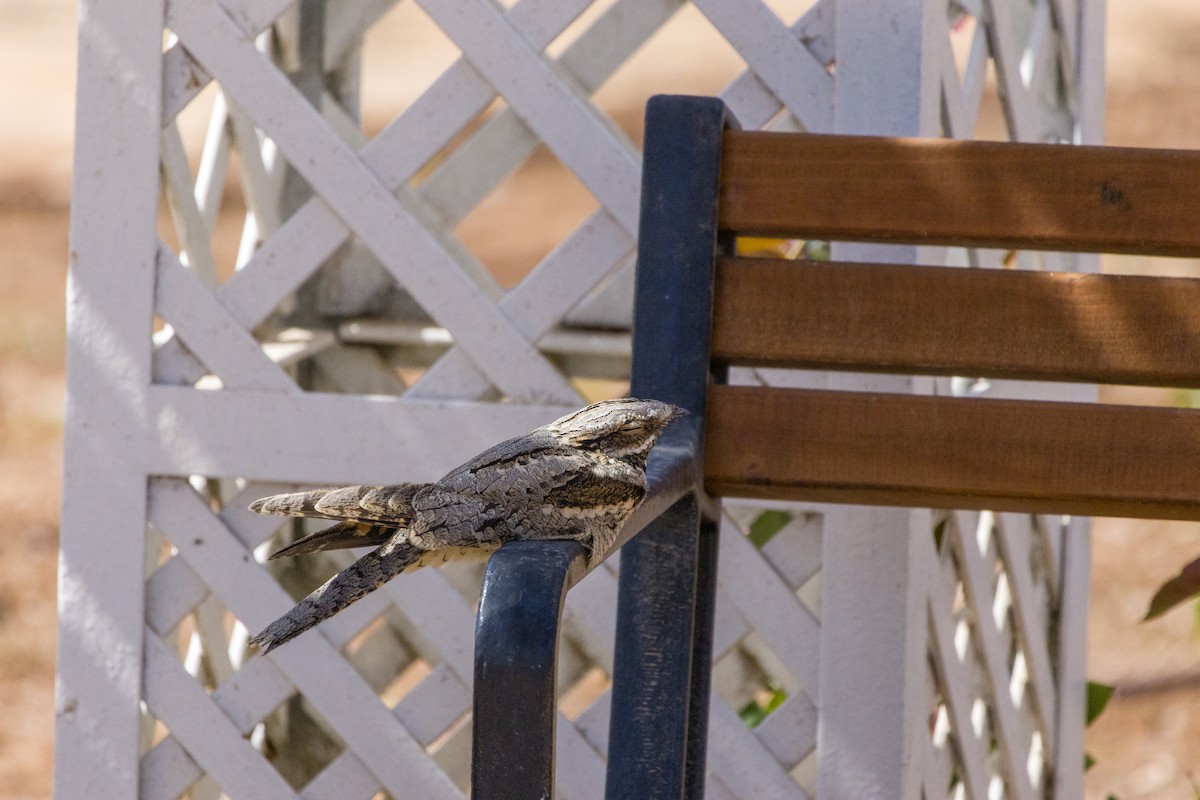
[{"x1": 248, "y1": 398, "x2": 684, "y2": 653}]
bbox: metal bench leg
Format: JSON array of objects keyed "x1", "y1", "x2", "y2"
[{"x1": 684, "y1": 512, "x2": 721, "y2": 797}]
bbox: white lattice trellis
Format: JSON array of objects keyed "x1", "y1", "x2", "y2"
[{"x1": 58, "y1": 0, "x2": 1104, "y2": 797}]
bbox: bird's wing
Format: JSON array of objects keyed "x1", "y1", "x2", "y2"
[
  {"x1": 413, "y1": 449, "x2": 646, "y2": 552},
  {"x1": 266, "y1": 520, "x2": 398, "y2": 560},
  {"x1": 436, "y1": 429, "x2": 564, "y2": 484},
  {"x1": 249, "y1": 483, "x2": 426, "y2": 525}
]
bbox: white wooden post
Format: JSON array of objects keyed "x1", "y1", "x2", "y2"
[
  {"x1": 56, "y1": 0, "x2": 164, "y2": 796},
  {"x1": 815, "y1": 4, "x2": 941, "y2": 796},
  {"x1": 1052, "y1": 2, "x2": 1107, "y2": 796}
]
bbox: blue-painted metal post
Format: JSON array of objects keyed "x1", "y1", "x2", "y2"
[
  {"x1": 470, "y1": 95, "x2": 730, "y2": 800},
  {"x1": 606, "y1": 94, "x2": 731, "y2": 800}
]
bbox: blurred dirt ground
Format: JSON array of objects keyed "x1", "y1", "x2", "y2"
[{"x1": 2, "y1": 0, "x2": 1200, "y2": 797}]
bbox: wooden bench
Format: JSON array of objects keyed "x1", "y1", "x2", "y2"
[{"x1": 471, "y1": 94, "x2": 1200, "y2": 799}]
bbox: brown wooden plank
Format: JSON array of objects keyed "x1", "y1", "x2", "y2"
[
  {"x1": 711, "y1": 257, "x2": 1200, "y2": 387},
  {"x1": 704, "y1": 384, "x2": 1200, "y2": 520},
  {"x1": 718, "y1": 131, "x2": 1200, "y2": 257}
]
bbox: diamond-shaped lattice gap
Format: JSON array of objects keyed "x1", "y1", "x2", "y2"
[
  {"x1": 166, "y1": 596, "x2": 244, "y2": 693},
  {"x1": 590, "y1": 4, "x2": 750, "y2": 142},
  {"x1": 925, "y1": 654, "x2": 971, "y2": 798},
  {"x1": 714, "y1": 630, "x2": 799, "y2": 730},
  {"x1": 156, "y1": 78, "x2": 261, "y2": 286},
  {"x1": 560, "y1": 665, "x2": 610, "y2": 721},
  {"x1": 452, "y1": 141, "x2": 601, "y2": 288},
  {"x1": 344, "y1": 614, "x2": 422, "y2": 696},
  {"x1": 359, "y1": 0, "x2": 463, "y2": 135},
  {"x1": 261, "y1": 693, "x2": 347, "y2": 791},
  {"x1": 976, "y1": 62, "x2": 1010, "y2": 142},
  {"x1": 139, "y1": 712, "x2": 207, "y2": 800},
  {"x1": 736, "y1": 506, "x2": 824, "y2": 600},
  {"x1": 294, "y1": 93, "x2": 506, "y2": 336},
  {"x1": 379, "y1": 657, "x2": 434, "y2": 709},
  {"x1": 146, "y1": 521, "x2": 174, "y2": 573},
  {"x1": 760, "y1": 0, "x2": 817, "y2": 27},
  {"x1": 947, "y1": 8, "x2": 981, "y2": 88},
  {"x1": 429, "y1": 711, "x2": 473, "y2": 794},
  {"x1": 139, "y1": 705, "x2": 171, "y2": 755}
]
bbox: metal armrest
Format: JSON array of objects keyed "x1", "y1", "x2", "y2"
[{"x1": 470, "y1": 435, "x2": 699, "y2": 800}]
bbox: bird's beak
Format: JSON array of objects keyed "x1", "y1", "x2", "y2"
[{"x1": 667, "y1": 405, "x2": 690, "y2": 422}]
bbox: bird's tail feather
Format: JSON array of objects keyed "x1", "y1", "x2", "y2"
[
  {"x1": 250, "y1": 488, "x2": 343, "y2": 520},
  {"x1": 250, "y1": 540, "x2": 421, "y2": 653},
  {"x1": 250, "y1": 483, "x2": 425, "y2": 525},
  {"x1": 267, "y1": 520, "x2": 398, "y2": 560}
]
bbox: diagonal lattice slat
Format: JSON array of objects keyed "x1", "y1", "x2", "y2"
[
  {"x1": 149, "y1": 477, "x2": 462, "y2": 799},
  {"x1": 416, "y1": 0, "x2": 642, "y2": 231},
  {"x1": 168, "y1": 0, "x2": 579, "y2": 404},
  {"x1": 59, "y1": 0, "x2": 1101, "y2": 796},
  {"x1": 144, "y1": 633, "x2": 298, "y2": 800}
]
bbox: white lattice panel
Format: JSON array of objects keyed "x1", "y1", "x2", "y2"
[{"x1": 59, "y1": 0, "x2": 1103, "y2": 797}]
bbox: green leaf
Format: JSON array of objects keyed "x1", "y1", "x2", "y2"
[
  {"x1": 1084, "y1": 752, "x2": 1095, "y2": 771},
  {"x1": 1143, "y1": 553, "x2": 1200, "y2": 621},
  {"x1": 748, "y1": 510, "x2": 792, "y2": 548},
  {"x1": 737, "y1": 684, "x2": 788, "y2": 729},
  {"x1": 1086, "y1": 681, "x2": 1114, "y2": 726},
  {"x1": 802, "y1": 240, "x2": 831, "y2": 261},
  {"x1": 738, "y1": 699, "x2": 767, "y2": 728}
]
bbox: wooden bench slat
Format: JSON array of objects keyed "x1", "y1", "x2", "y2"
[
  {"x1": 704, "y1": 385, "x2": 1200, "y2": 520},
  {"x1": 718, "y1": 131, "x2": 1200, "y2": 256},
  {"x1": 711, "y1": 257, "x2": 1200, "y2": 387}
]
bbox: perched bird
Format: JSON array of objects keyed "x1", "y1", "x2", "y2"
[{"x1": 248, "y1": 398, "x2": 685, "y2": 653}]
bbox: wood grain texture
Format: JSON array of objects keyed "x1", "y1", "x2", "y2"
[
  {"x1": 704, "y1": 385, "x2": 1200, "y2": 520},
  {"x1": 719, "y1": 130, "x2": 1200, "y2": 256},
  {"x1": 712, "y1": 257, "x2": 1200, "y2": 387}
]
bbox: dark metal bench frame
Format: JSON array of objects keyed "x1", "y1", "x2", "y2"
[
  {"x1": 469, "y1": 89, "x2": 1200, "y2": 798},
  {"x1": 471, "y1": 95, "x2": 728, "y2": 800}
]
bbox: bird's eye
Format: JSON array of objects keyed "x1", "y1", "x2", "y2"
[{"x1": 620, "y1": 422, "x2": 643, "y2": 432}]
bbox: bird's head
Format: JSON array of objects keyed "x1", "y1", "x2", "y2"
[{"x1": 546, "y1": 398, "x2": 687, "y2": 466}]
